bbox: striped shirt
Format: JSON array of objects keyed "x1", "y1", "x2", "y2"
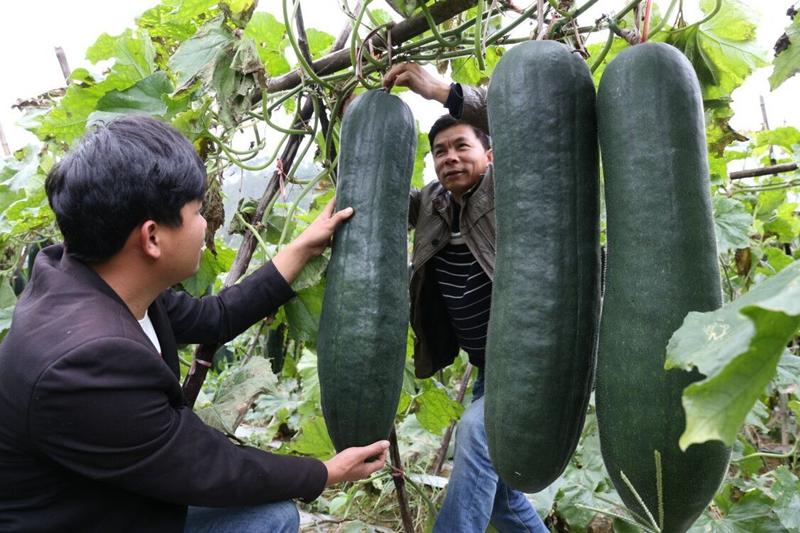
[{"x1": 433, "y1": 203, "x2": 492, "y2": 368}]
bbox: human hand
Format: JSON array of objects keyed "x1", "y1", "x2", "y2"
[
  {"x1": 323, "y1": 440, "x2": 390, "y2": 486},
  {"x1": 272, "y1": 199, "x2": 353, "y2": 284},
  {"x1": 291, "y1": 199, "x2": 353, "y2": 258},
  {"x1": 384, "y1": 63, "x2": 450, "y2": 103}
]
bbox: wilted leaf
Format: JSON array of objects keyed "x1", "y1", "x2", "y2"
[
  {"x1": 195, "y1": 357, "x2": 277, "y2": 434},
  {"x1": 665, "y1": 260, "x2": 800, "y2": 450},
  {"x1": 770, "y1": 13, "x2": 800, "y2": 90},
  {"x1": 169, "y1": 17, "x2": 234, "y2": 91},
  {"x1": 291, "y1": 255, "x2": 328, "y2": 292}
]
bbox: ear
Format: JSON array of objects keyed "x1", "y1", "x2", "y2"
[
  {"x1": 485, "y1": 148, "x2": 493, "y2": 163},
  {"x1": 138, "y1": 220, "x2": 162, "y2": 260}
]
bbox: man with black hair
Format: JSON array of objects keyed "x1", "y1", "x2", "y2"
[
  {"x1": 0, "y1": 115, "x2": 388, "y2": 533},
  {"x1": 384, "y1": 64, "x2": 549, "y2": 532}
]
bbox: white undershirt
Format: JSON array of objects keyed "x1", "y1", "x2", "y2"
[{"x1": 138, "y1": 310, "x2": 162, "y2": 354}]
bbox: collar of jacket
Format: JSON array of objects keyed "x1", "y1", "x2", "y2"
[{"x1": 41, "y1": 245, "x2": 181, "y2": 378}]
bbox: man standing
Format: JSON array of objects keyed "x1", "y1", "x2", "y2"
[
  {"x1": 0, "y1": 115, "x2": 388, "y2": 532},
  {"x1": 384, "y1": 64, "x2": 549, "y2": 532}
]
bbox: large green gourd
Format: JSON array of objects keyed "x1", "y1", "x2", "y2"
[
  {"x1": 485, "y1": 40, "x2": 600, "y2": 492},
  {"x1": 317, "y1": 90, "x2": 416, "y2": 451},
  {"x1": 596, "y1": 42, "x2": 730, "y2": 531}
]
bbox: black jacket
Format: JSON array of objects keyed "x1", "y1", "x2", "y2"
[{"x1": 0, "y1": 245, "x2": 327, "y2": 532}]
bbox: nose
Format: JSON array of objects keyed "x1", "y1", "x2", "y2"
[{"x1": 443, "y1": 148, "x2": 459, "y2": 164}]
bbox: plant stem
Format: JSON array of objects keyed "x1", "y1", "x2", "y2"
[{"x1": 389, "y1": 425, "x2": 414, "y2": 533}]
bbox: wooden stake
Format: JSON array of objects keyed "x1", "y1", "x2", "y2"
[
  {"x1": 389, "y1": 425, "x2": 415, "y2": 533},
  {"x1": 54, "y1": 46, "x2": 71, "y2": 81},
  {"x1": 729, "y1": 162, "x2": 797, "y2": 180},
  {"x1": 431, "y1": 363, "x2": 473, "y2": 476}
]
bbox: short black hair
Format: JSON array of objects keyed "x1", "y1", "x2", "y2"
[
  {"x1": 427, "y1": 115, "x2": 491, "y2": 151},
  {"x1": 45, "y1": 115, "x2": 206, "y2": 264}
]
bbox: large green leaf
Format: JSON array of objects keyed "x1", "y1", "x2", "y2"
[
  {"x1": 689, "y1": 488, "x2": 788, "y2": 532},
  {"x1": 414, "y1": 386, "x2": 464, "y2": 435},
  {"x1": 714, "y1": 196, "x2": 751, "y2": 254},
  {"x1": 86, "y1": 29, "x2": 156, "y2": 78},
  {"x1": 0, "y1": 146, "x2": 41, "y2": 193},
  {"x1": 38, "y1": 32, "x2": 157, "y2": 143},
  {"x1": 93, "y1": 71, "x2": 175, "y2": 116},
  {"x1": 181, "y1": 243, "x2": 235, "y2": 297},
  {"x1": 665, "y1": 260, "x2": 800, "y2": 450},
  {"x1": 450, "y1": 46, "x2": 503, "y2": 86},
  {"x1": 771, "y1": 466, "x2": 800, "y2": 531},
  {"x1": 291, "y1": 255, "x2": 328, "y2": 292},
  {"x1": 764, "y1": 203, "x2": 800, "y2": 244},
  {"x1": 306, "y1": 29, "x2": 335, "y2": 60},
  {"x1": 286, "y1": 415, "x2": 335, "y2": 459},
  {"x1": 137, "y1": 0, "x2": 219, "y2": 48},
  {"x1": 243, "y1": 12, "x2": 290, "y2": 77},
  {"x1": 770, "y1": 13, "x2": 800, "y2": 90},
  {"x1": 284, "y1": 281, "x2": 324, "y2": 345},
  {"x1": 755, "y1": 126, "x2": 800, "y2": 155},
  {"x1": 668, "y1": 0, "x2": 767, "y2": 100}
]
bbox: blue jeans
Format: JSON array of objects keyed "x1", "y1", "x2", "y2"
[
  {"x1": 185, "y1": 500, "x2": 299, "y2": 533},
  {"x1": 434, "y1": 371, "x2": 549, "y2": 533}
]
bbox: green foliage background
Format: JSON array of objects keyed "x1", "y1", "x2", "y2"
[{"x1": 1, "y1": 0, "x2": 799, "y2": 530}]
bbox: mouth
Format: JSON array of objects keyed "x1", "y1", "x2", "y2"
[{"x1": 444, "y1": 170, "x2": 464, "y2": 179}]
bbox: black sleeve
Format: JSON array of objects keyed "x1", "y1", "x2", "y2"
[
  {"x1": 29, "y1": 338, "x2": 328, "y2": 506},
  {"x1": 445, "y1": 83, "x2": 465, "y2": 118},
  {"x1": 161, "y1": 261, "x2": 296, "y2": 345}
]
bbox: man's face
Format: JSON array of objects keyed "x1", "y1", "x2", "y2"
[
  {"x1": 432, "y1": 124, "x2": 492, "y2": 200},
  {"x1": 159, "y1": 199, "x2": 207, "y2": 283}
]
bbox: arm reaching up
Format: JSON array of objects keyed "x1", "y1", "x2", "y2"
[{"x1": 384, "y1": 63, "x2": 450, "y2": 103}]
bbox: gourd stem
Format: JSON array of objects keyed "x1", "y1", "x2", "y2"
[{"x1": 589, "y1": 28, "x2": 615, "y2": 73}]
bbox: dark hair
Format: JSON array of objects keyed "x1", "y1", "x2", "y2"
[
  {"x1": 45, "y1": 115, "x2": 206, "y2": 263},
  {"x1": 427, "y1": 115, "x2": 491, "y2": 151}
]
